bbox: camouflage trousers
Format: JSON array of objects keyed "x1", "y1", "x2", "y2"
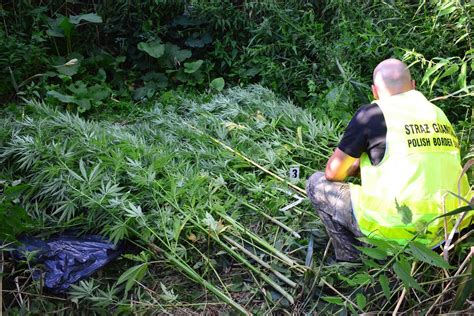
[{"x1": 306, "y1": 172, "x2": 364, "y2": 262}]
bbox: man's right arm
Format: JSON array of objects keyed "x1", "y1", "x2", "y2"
[
  {"x1": 325, "y1": 148, "x2": 359, "y2": 181},
  {"x1": 347, "y1": 158, "x2": 360, "y2": 177},
  {"x1": 325, "y1": 105, "x2": 373, "y2": 181}
]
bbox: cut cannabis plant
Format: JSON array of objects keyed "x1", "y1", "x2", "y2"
[{"x1": 1, "y1": 86, "x2": 472, "y2": 314}]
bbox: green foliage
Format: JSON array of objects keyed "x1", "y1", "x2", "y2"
[
  {"x1": 1, "y1": 0, "x2": 472, "y2": 123},
  {"x1": 379, "y1": 274, "x2": 391, "y2": 300},
  {"x1": 210, "y1": 77, "x2": 225, "y2": 92},
  {"x1": 0, "y1": 29, "x2": 49, "y2": 98},
  {"x1": 356, "y1": 293, "x2": 367, "y2": 310},
  {"x1": 395, "y1": 200, "x2": 413, "y2": 225},
  {"x1": 194, "y1": 0, "x2": 473, "y2": 121},
  {"x1": 357, "y1": 246, "x2": 388, "y2": 260},
  {"x1": 1, "y1": 86, "x2": 336, "y2": 314},
  {"x1": 2, "y1": 87, "x2": 472, "y2": 314},
  {"x1": 137, "y1": 40, "x2": 165, "y2": 59},
  {"x1": 407, "y1": 242, "x2": 452, "y2": 269},
  {"x1": 0, "y1": 180, "x2": 33, "y2": 241},
  {"x1": 321, "y1": 296, "x2": 344, "y2": 305},
  {"x1": 1, "y1": 0, "x2": 473, "y2": 314},
  {"x1": 46, "y1": 12, "x2": 102, "y2": 54},
  {"x1": 117, "y1": 263, "x2": 149, "y2": 294},
  {"x1": 393, "y1": 258, "x2": 424, "y2": 292},
  {"x1": 47, "y1": 81, "x2": 111, "y2": 112}
]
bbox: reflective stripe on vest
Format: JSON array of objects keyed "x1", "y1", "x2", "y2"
[{"x1": 349, "y1": 90, "x2": 472, "y2": 246}]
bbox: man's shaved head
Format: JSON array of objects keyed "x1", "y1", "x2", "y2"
[{"x1": 372, "y1": 59, "x2": 414, "y2": 99}]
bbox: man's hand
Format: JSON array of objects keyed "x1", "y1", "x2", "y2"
[{"x1": 325, "y1": 148, "x2": 360, "y2": 181}]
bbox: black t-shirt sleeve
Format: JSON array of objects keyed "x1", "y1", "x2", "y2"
[
  {"x1": 338, "y1": 106, "x2": 370, "y2": 158},
  {"x1": 337, "y1": 103, "x2": 387, "y2": 165}
]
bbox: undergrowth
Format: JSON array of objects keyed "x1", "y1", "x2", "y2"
[
  {"x1": 1, "y1": 1, "x2": 472, "y2": 122},
  {"x1": 0, "y1": 0, "x2": 473, "y2": 314},
  {"x1": 1, "y1": 86, "x2": 472, "y2": 314}
]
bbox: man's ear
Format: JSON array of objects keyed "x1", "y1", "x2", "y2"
[
  {"x1": 411, "y1": 80, "x2": 416, "y2": 90},
  {"x1": 372, "y1": 84, "x2": 379, "y2": 100}
]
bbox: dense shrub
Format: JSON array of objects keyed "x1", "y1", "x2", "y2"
[
  {"x1": 1, "y1": 1, "x2": 473, "y2": 314},
  {"x1": 1, "y1": 1, "x2": 471, "y2": 122}
]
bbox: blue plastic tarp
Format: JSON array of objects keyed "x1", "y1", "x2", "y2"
[{"x1": 12, "y1": 235, "x2": 123, "y2": 293}]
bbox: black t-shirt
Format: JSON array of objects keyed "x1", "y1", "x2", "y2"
[{"x1": 337, "y1": 103, "x2": 387, "y2": 165}]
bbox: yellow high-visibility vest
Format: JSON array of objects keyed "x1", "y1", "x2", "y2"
[{"x1": 350, "y1": 90, "x2": 472, "y2": 246}]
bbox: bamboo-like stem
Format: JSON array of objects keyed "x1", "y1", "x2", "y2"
[
  {"x1": 303, "y1": 238, "x2": 332, "y2": 310},
  {"x1": 183, "y1": 239, "x2": 233, "y2": 299},
  {"x1": 281, "y1": 139, "x2": 330, "y2": 159},
  {"x1": 153, "y1": 186, "x2": 297, "y2": 303},
  {"x1": 223, "y1": 235, "x2": 297, "y2": 288},
  {"x1": 185, "y1": 122, "x2": 307, "y2": 196},
  {"x1": 146, "y1": 227, "x2": 249, "y2": 314},
  {"x1": 211, "y1": 204, "x2": 297, "y2": 266},
  {"x1": 64, "y1": 154, "x2": 362, "y2": 314},
  {"x1": 226, "y1": 229, "x2": 307, "y2": 275},
  {"x1": 430, "y1": 85, "x2": 474, "y2": 102},
  {"x1": 63, "y1": 175, "x2": 250, "y2": 315},
  {"x1": 227, "y1": 191, "x2": 301, "y2": 238},
  {"x1": 151, "y1": 245, "x2": 251, "y2": 315},
  {"x1": 320, "y1": 278, "x2": 364, "y2": 313},
  {"x1": 228, "y1": 169, "x2": 316, "y2": 217},
  {"x1": 230, "y1": 228, "x2": 291, "y2": 263},
  {"x1": 425, "y1": 246, "x2": 473, "y2": 315},
  {"x1": 214, "y1": 209, "x2": 306, "y2": 273},
  {"x1": 215, "y1": 236, "x2": 295, "y2": 304}
]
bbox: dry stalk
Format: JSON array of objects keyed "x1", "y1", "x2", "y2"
[
  {"x1": 235, "y1": 196, "x2": 301, "y2": 238},
  {"x1": 442, "y1": 195, "x2": 449, "y2": 260},
  {"x1": 302, "y1": 238, "x2": 332, "y2": 310},
  {"x1": 392, "y1": 262, "x2": 417, "y2": 315},
  {"x1": 442, "y1": 199, "x2": 470, "y2": 262},
  {"x1": 392, "y1": 287, "x2": 407, "y2": 315},
  {"x1": 223, "y1": 235, "x2": 297, "y2": 288},
  {"x1": 443, "y1": 159, "x2": 474, "y2": 261},
  {"x1": 441, "y1": 195, "x2": 451, "y2": 280},
  {"x1": 446, "y1": 230, "x2": 472, "y2": 252},
  {"x1": 1, "y1": 290, "x2": 67, "y2": 301},
  {"x1": 425, "y1": 246, "x2": 473, "y2": 315},
  {"x1": 14, "y1": 277, "x2": 24, "y2": 307},
  {"x1": 320, "y1": 278, "x2": 364, "y2": 313}
]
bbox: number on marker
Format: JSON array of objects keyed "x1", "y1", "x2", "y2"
[{"x1": 289, "y1": 166, "x2": 300, "y2": 180}]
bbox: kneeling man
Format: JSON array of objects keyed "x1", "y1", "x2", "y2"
[{"x1": 306, "y1": 58, "x2": 472, "y2": 262}]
